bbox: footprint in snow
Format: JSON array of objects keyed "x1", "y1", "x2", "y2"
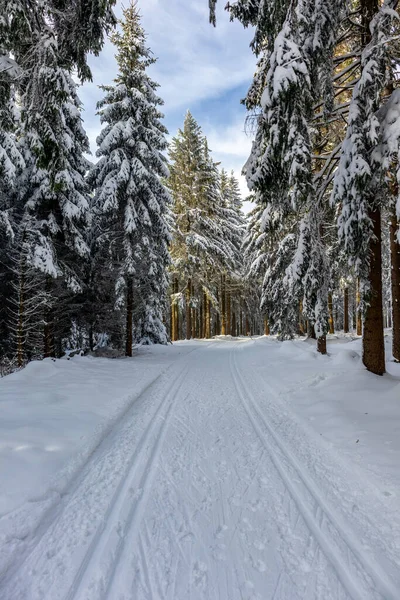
[{"x1": 192, "y1": 561, "x2": 208, "y2": 588}]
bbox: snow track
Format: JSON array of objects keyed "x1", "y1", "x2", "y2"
[
  {"x1": 229, "y1": 344, "x2": 399, "y2": 600},
  {"x1": 0, "y1": 346, "x2": 205, "y2": 600},
  {"x1": 1, "y1": 338, "x2": 399, "y2": 600}
]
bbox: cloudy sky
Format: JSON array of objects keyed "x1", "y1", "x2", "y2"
[{"x1": 79, "y1": 0, "x2": 256, "y2": 210}]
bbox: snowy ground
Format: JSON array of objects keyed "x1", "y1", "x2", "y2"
[{"x1": 0, "y1": 335, "x2": 400, "y2": 599}]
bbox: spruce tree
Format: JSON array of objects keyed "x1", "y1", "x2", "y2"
[
  {"x1": 168, "y1": 113, "x2": 238, "y2": 340},
  {"x1": 332, "y1": 0, "x2": 399, "y2": 374},
  {"x1": 89, "y1": 1, "x2": 171, "y2": 354}
]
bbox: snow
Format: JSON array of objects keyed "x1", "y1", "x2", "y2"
[{"x1": 1, "y1": 336, "x2": 400, "y2": 598}]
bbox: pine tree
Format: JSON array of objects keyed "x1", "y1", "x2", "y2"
[
  {"x1": 89, "y1": 1, "x2": 171, "y2": 355},
  {"x1": 168, "y1": 113, "x2": 239, "y2": 340},
  {"x1": 332, "y1": 0, "x2": 399, "y2": 374},
  {"x1": 211, "y1": 0, "x2": 348, "y2": 351}
]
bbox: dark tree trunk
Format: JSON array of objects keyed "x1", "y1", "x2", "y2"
[
  {"x1": 343, "y1": 287, "x2": 349, "y2": 333},
  {"x1": 43, "y1": 277, "x2": 54, "y2": 358},
  {"x1": 317, "y1": 335, "x2": 327, "y2": 355},
  {"x1": 264, "y1": 317, "x2": 270, "y2": 336},
  {"x1": 226, "y1": 281, "x2": 231, "y2": 335},
  {"x1": 328, "y1": 292, "x2": 334, "y2": 334},
  {"x1": 172, "y1": 277, "x2": 179, "y2": 341},
  {"x1": 206, "y1": 298, "x2": 211, "y2": 338},
  {"x1": 356, "y1": 278, "x2": 363, "y2": 337},
  {"x1": 390, "y1": 205, "x2": 400, "y2": 361},
  {"x1": 186, "y1": 278, "x2": 192, "y2": 339},
  {"x1": 125, "y1": 278, "x2": 133, "y2": 357},
  {"x1": 221, "y1": 274, "x2": 226, "y2": 335},
  {"x1": 363, "y1": 208, "x2": 385, "y2": 375}
]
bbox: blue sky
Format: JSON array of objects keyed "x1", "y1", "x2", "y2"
[{"x1": 79, "y1": 0, "x2": 256, "y2": 209}]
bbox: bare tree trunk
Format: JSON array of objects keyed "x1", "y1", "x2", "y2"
[
  {"x1": 299, "y1": 301, "x2": 305, "y2": 335},
  {"x1": 199, "y1": 295, "x2": 204, "y2": 339},
  {"x1": 246, "y1": 316, "x2": 250, "y2": 336},
  {"x1": 43, "y1": 277, "x2": 54, "y2": 358},
  {"x1": 264, "y1": 316, "x2": 270, "y2": 336},
  {"x1": 344, "y1": 287, "x2": 349, "y2": 333},
  {"x1": 356, "y1": 277, "x2": 362, "y2": 335},
  {"x1": 328, "y1": 292, "x2": 334, "y2": 334},
  {"x1": 363, "y1": 208, "x2": 385, "y2": 375},
  {"x1": 317, "y1": 335, "x2": 327, "y2": 355},
  {"x1": 226, "y1": 280, "x2": 231, "y2": 335},
  {"x1": 185, "y1": 278, "x2": 192, "y2": 339},
  {"x1": 390, "y1": 205, "x2": 400, "y2": 361},
  {"x1": 206, "y1": 298, "x2": 211, "y2": 338},
  {"x1": 17, "y1": 254, "x2": 26, "y2": 367},
  {"x1": 125, "y1": 277, "x2": 133, "y2": 357},
  {"x1": 221, "y1": 275, "x2": 226, "y2": 335},
  {"x1": 232, "y1": 312, "x2": 236, "y2": 337}
]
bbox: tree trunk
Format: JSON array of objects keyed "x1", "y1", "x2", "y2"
[
  {"x1": 317, "y1": 335, "x2": 327, "y2": 355},
  {"x1": 356, "y1": 277, "x2": 362, "y2": 335},
  {"x1": 363, "y1": 208, "x2": 385, "y2": 375},
  {"x1": 206, "y1": 298, "x2": 211, "y2": 338},
  {"x1": 17, "y1": 254, "x2": 26, "y2": 367},
  {"x1": 343, "y1": 287, "x2": 349, "y2": 333},
  {"x1": 328, "y1": 292, "x2": 334, "y2": 334},
  {"x1": 186, "y1": 278, "x2": 192, "y2": 339},
  {"x1": 200, "y1": 295, "x2": 204, "y2": 339},
  {"x1": 172, "y1": 277, "x2": 179, "y2": 341},
  {"x1": 299, "y1": 301, "x2": 305, "y2": 335},
  {"x1": 43, "y1": 277, "x2": 54, "y2": 358},
  {"x1": 226, "y1": 282, "x2": 231, "y2": 335},
  {"x1": 221, "y1": 275, "x2": 226, "y2": 335},
  {"x1": 232, "y1": 312, "x2": 236, "y2": 337},
  {"x1": 246, "y1": 316, "x2": 250, "y2": 336},
  {"x1": 390, "y1": 205, "x2": 400, "y2": 361},
  {"x1": 264, "y1": 316, "x2": 270, "y2": 336},
  {"x1": 125, "y1": 278, "x2": 133, "y2": 357}
]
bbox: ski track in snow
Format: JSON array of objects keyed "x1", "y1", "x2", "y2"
[
  {"x1": 230, "y1": 344, "x2": 399, "y2": 600},
  {"x1": 1, "y1": 338, "x2": 399, "y2": 600}
]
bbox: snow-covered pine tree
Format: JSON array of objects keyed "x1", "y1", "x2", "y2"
[
  {"x1": 89, "y1": 1, "x2": 171, "y2": 355},
  {"x1": 332, "y1": 0, "x2": 400, "y2": 375},
  {"x1": 0, "y1": 79, "x2": 25, "y2": 358},
  {"x1": 17, "y1": 34, "x2": 91, "y2": 357},
  {"x1": 168, "y1": 113, "x2": 238, "y2": 340},
  {"x1": 219, "y1": 169, "x2": 247, "y2": 335},
  {"x1": 0, "y1": 0, "x2": 116, "y2": 84},
  {"x1": 210, "y1": 0, "x2": 348, "y2": 352}
]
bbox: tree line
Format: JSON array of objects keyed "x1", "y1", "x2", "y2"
[
  {"x1": 212, "y1": 0, "x2": 400, "y2": 375},
  {"x1": 0, "y1": 1, "x2": 261, "y2": 374},
  {"x1": 2, "y1": 0, "x2": 400, "y2": 378}
]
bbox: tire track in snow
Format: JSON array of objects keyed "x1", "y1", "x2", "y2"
[{"x1": 229, "y1": 346, "x2": 399, "y2": 600}]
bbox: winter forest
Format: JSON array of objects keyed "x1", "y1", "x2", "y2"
[
  {"x1": 1, "y1": 0, "x2": 400, "y2": 377},
  {"x1": 2, "y1": 1, "x2": 400, "y2": 598}
]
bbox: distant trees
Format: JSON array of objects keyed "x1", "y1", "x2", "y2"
[{"x1": 167, "y1": 111, "x2": 255, "y2": 340}]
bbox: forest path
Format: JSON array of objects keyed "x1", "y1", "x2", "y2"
[{"x1": 1, "y1": 338, "x2": 399, "y2": 600}]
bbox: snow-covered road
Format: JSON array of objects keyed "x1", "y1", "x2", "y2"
[{"x1": 1, "y1": 338, "x2": 400, "y2": 599}]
